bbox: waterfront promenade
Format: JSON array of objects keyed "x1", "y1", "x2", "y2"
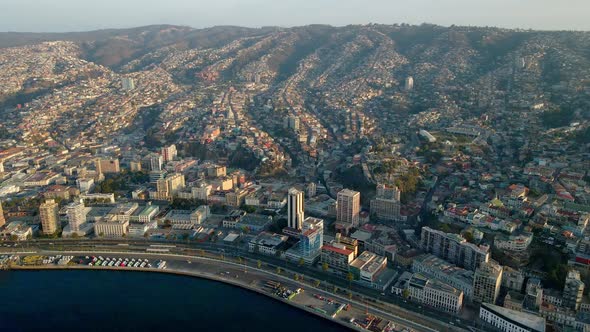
[{"x1": 3, "y1": 248, "x2": 465, "y2": 332}]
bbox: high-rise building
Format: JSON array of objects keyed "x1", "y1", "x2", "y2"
[
  {"x1": 563, "y1": 270, "x2": 585, "y2": 310},
  {"x1": 283, "y1": 115, "x2": 300, "y2": 131},
  {"x1": 288, "y1": 187, "x2": 305, "y2": 230},
  {"x1": 420, "y1": 226, "x2": 490, "y2": 271},
  {"x1": 143, "y1": 153, "x2": 163, "y2": 171},
  {"x1": 121, "y1": 77, "x2": 135, "y2": 91},
  {"x1": 67, "y1": 200, "x2": 89, "y2": 233},
  {"x1": 0, "y1": 200, "x2": 5, "y2": 228},
  {"x1": 39, "y1": 199, "x2": 60, "y2": 235},
  {"x1": 405, "y1": 76, "x2": 414, "y2": 91},
  {"x1": 337, "y1": 189, "x2": 360, "y2": 227},
  {"x1": 156, "y1": 173, "x2": 185, "y2": 200},
  {"x1": 161, "y1": 145, "x2": 177, "y2": 163},
  {"x1": 95, "y1": 158, "x2": 120, "y2": 174},
  {"x1": 207, "y1": 165, "x2": 227, "y2": 178},
  {"x1": 129, "y1": 161, "x2": 142, "y2": 172},
  {"x1": 306, "y1": 182, "x2": 317, "y2": 198},
  {"x1": 473, "y1": 261, "x2": 503, "y2": 304},
  {"x1": 370, "y1": 183, "x2": 401, "y2": 221}
]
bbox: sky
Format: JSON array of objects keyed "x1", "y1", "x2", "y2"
[{"x1": 2, "y1": 0, "x2": 590, "y2": 32}]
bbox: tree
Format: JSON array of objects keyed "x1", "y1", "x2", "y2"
[
  {"x1": 276, "y1": 267, "x2": 282, "y2": 274},
  {"x1": 298, "y1": 258, "x2": 305, "y2": 267},
  {"x1": 402, "y1": 289, "x2": 410, "y2": 299},
  {"x1": 322, "y1": 262, "x2": 329, "y2": 272},
  {"x1": 346, "y1": 272, "x2": 355, "y2": 289},
  {"x1": 257, "y1": 260, "x2": 262, "y2": 269},
  {"x1": 99, "y1": 232, "x2": 105, "y2": 237},
  {"x1": 9, "y1": 235, "x2": 18, "y2": 242},
  {"x1": 295, "y1": 274, "x2": 300, "y2": 281},
  {"x1": 314, "y1": 280, "x2": 321, "y2": 288},
  {"x1": 199, "y1": 249, "x2": 205, "y2": 257}
]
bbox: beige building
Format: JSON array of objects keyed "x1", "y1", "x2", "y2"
[
  {"x1": 207, "y1": 165, "x2": 226, "y2": 177},
  {"x1": 0, "y1": 200, "x2": 5, "y2": 228},
  {"x1": 39, "y1": 199, "x2": 60, "y2": 235},
  {"x1": 473, "y1": 261, "x2": 503, "y2": 304},
  {"x1": 95, "y1": 217, "x2": 129, "y2": 237},
  {"x1": 96, "y1": 158, "x2": 120, "y2": 174},
  {"x1": 370, "y1": 184, "x2": 401, "y2": 221},
  {"x1": 155, "y1": 173, "x2": 185, "y2": 200},
  {"x1": 321, "y1": 244, "x2": 355, "y2": 272},
  {"x1": 337, "y1": 189, "x2": 360, "y2": 227}
]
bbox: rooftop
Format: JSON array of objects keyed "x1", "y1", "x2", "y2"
[{"x1": 481, "y1": 303, "x2": 545, "y2": 332}]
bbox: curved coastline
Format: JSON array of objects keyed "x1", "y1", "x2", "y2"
[{"x1": 10, "y1": 261, "x2": 361, "y2": 332}]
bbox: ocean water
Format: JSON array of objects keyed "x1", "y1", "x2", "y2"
[{"x1": 0, "y1": 270, "x2": 349, "y2": 332}]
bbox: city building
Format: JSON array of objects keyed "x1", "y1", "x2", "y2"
[
  {"x1": 412, "y1": 254, "x2": 474, "y2": 299},
  {"x1": 494, "y1": 233, "x2": 534, "y2": 252},
  {"x1": 420, "y1": 227, "x2": 490, "y2": 271},
  {"x1": 161, "y1": 144, "x2": 177, "y2": 163},
  {"x1": 207, "y1": 165, "x2": 226, "y2": 177},
  {"x1": 248, "y1": 232, "x2": 288, "y2": 256},
  {"x1": 335, "y1": 233, "x2": 359, "y2": 258},
  {"x1": 129, "y1": 203, "x2": 160, "y2": 223},
  {"x1": 405, "y1": 76, "x2": 414, "y2": 91},
  {"x1": 94, "y1": 216, "x2": 129, "y2": 237},
  {"x1": 336, "y1": 189, "x2": 360, "y2": 227},
  {"x1": 321, "y1": 243, "x2": 355, "y2": 272},
  {"x1": 285, "y1": 217, "x2": 324, "y2": 265},
  {"x1": 480, "y1": 303, "x2": 546, "y2": 332},
  {"x1": 143, "y1": 153, "x2": 163, "y2": 171},
  {"x1": 564, "y1": 270, "x2": 585, "y2": 311},
  {"x1": 154, "y1": 173, "x2": 185, "y2": 200},
  {"x1": 95, "y1": 158, "x2": 120, "y2": 174},
  {"x1": 283, "y1": 115, "x2": 300, "y2": 131},
  {"x1": 164, "y1": 208, "x2": 207, "y2": 229},
  {"x1": 121, "y1": 77, "x2": 135, "y2": 91},
  {"x1": 288, "y1": 187, "x2": 305, "y2": 230},
  {"x1": 502, "y1": 266, "x2": 525, "y2": 292},
  {"x1": 473, "y1": 261, "x2": 503, "y2": 304},
  {"x1": 407, "y1": 273, "x2": 464, "y2": 314},
  {"x1": 370, "y1": 183, "x2": 401, "y2": 221},
  {"x1": 76, "y1": 178, "x2": 95, "y2": 193},
  {"x1": 350, "y1": 251, "x2": 387, "y2": 282},
  {"x1": 63, "y1": 200, "x2": 92, "y2": 237},
  {"x1": 306, "y1": 182, "x2": 317, "y2": 198},
  {"x1": 39, "y1": 199, "x2": 59, "y2": 235},
  {"x1": 0, "y1": 200, "x2": 5, "y2": 228}
]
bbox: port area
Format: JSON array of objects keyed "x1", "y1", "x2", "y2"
[{"x1": 261, "y1": 279, "x2": 399, "y2": 332}]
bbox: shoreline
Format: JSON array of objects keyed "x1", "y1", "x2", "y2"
[{"x1": 9, "y1": 263, "x2": 363, "y2": 332}]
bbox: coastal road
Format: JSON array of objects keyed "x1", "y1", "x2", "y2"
[
  {"x1": 4, "y1": 245, "x2": 467, "y2": 332},
  {"x1": 1, "y1": 239, "x2": 472, "y2": 330}
]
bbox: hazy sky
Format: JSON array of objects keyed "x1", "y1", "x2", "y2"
[{"x1": 2, "y1": 0, "x2": 589, "y2": 32}]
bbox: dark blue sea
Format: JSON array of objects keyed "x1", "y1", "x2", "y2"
[{"x1": 0, "y1": 270, "x2": 349, "y2": 332}]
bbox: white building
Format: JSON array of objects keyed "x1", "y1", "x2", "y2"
[
  {"x1": 94, "y1": 217, "x2": 129, "y2": 237},
  {"x1": 248, "y1": 232, "x2": 288, "y2": 256},
  {"x1": 288, "y1": 187, "x2": 304, "y2": 230},
  {"x1": 407, "y1": 273, "x2": 464, "y2": 314},
  {"x1": 480, "y1": 303, "x2": 545, "y2": 332}
]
